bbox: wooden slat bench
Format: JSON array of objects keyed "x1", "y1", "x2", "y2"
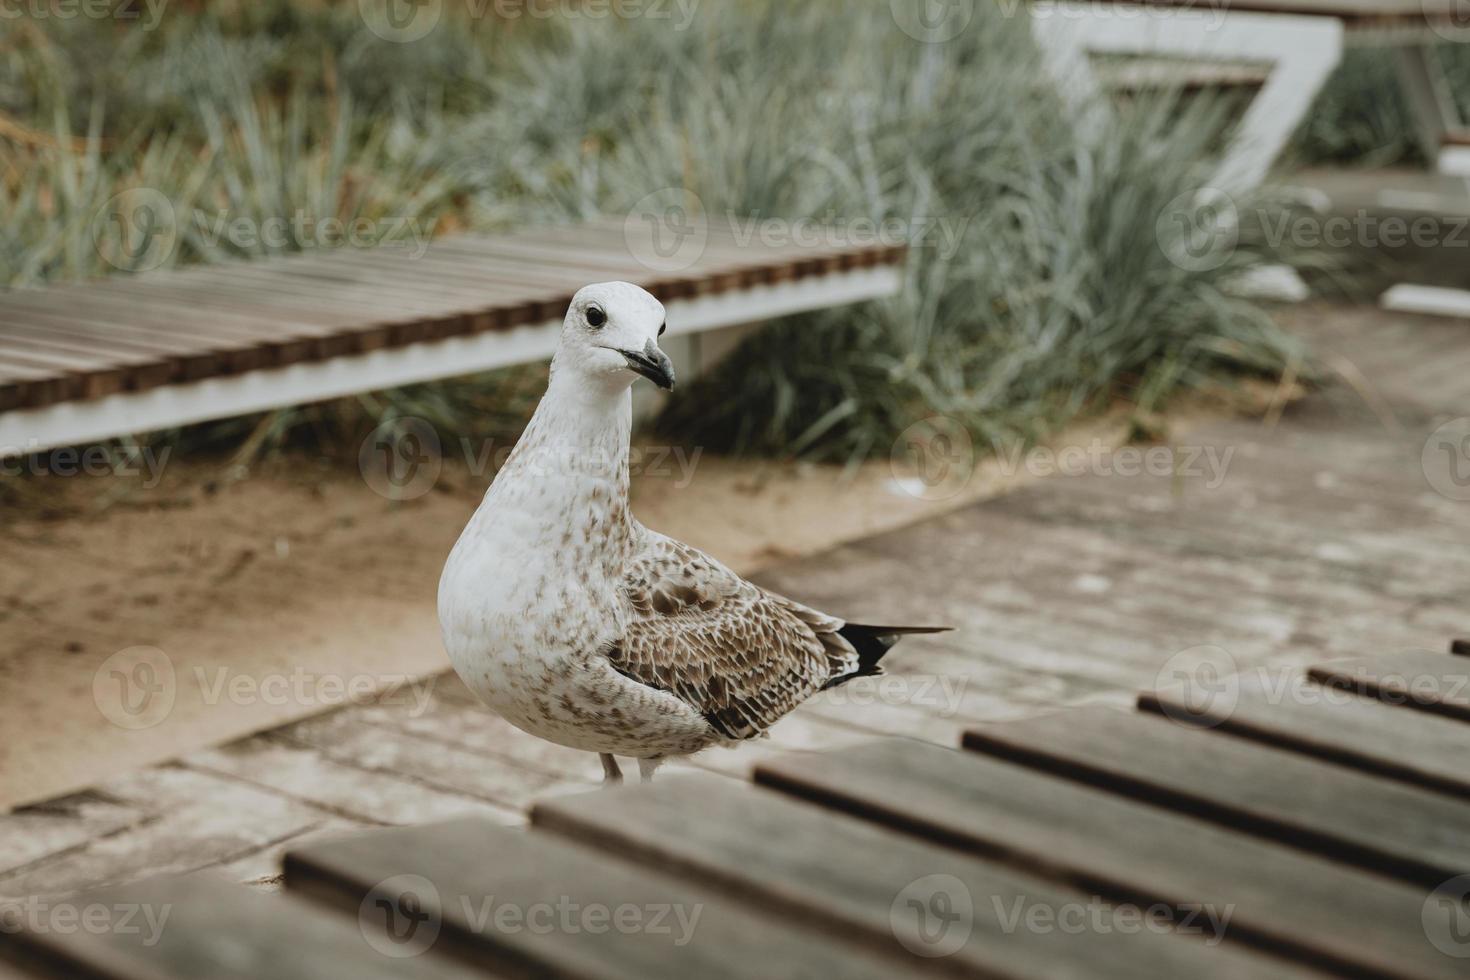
[
  {"x1": 2, "y1": 644, "x2": 1466, "y2": 977},
  {"x1": 0, "y1": 219, "x2": 905, "y2": 454}
]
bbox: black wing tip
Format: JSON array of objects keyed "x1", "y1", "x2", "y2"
[
  {"x1": 850, "y1": 624, "x2": 953, "y2": 636},
  {"x1": 825, "y1": 622, "x2": 949, "y2": 690}
]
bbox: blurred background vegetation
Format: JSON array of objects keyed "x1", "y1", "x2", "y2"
[{"x1": 0, "y1": 0, "x2": 1450, "y2": 468}]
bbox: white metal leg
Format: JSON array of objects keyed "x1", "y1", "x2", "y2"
[{"x1": 1393, "y1": 43, "x2": 1470, "y2": 175}]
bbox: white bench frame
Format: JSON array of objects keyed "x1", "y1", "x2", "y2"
[
  {"x1": 1034, "y1": 2, "x2": 1470, "y2": 182},
  {"x1": 1031, "y1": 2, "x2": 1345, "y2": 192},
  {"x1": 0, "y1": 265, "x2": 900, "y2": 456}
]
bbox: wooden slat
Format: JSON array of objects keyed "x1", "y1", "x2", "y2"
[
  {"x1": 531, "y1": 774, "x2": 1314, "y2": 979},
  {"x1": 0, "y1": 286, "x2": 341, "y2": 394},
  {"x1": 1308, "y1": 654, "x2": 1470, "y2": 723},
  {"x1": 1142, "y1": 671, "x2": 1470, "y2": 799},
  {"x1": 756, "y1": 738, "x2": 1459, "y2": 979},
  {"x1": 0, "y1": 318, "x2": 226, "y2": 382},
  {"x1": 963, "y1": 705, "x2": 1470, "y2": 888},
  {"x1": 284, "y1": 817, "x2": 921, "y2": 980},
  {"x1": 0, "y1": 873, "x2": 487, "y2": 980}
]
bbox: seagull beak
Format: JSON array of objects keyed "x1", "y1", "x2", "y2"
[{"x1": 619, "y1": 339, "x2": 676, "y2": 391}]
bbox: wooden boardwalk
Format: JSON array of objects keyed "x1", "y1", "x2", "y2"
[{"x1": 1, "y1": 300, "x2": 1468, "y2": 901}]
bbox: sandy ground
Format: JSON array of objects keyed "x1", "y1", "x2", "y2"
[{"x1": 0, "y1": 389, "x2": 1281, "y2": 812}]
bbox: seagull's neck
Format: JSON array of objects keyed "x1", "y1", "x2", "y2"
[{"x1": 471, "y1": 368, "x2": 635, "y2": 562}]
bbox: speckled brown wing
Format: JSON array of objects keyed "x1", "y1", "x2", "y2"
[{"x1": 606, "y1": 532, "x2": 859, "y2": 740}]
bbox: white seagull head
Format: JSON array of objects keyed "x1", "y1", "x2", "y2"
[{"x1": 553, "y1": 281, "x2": 675, "y2": 393}]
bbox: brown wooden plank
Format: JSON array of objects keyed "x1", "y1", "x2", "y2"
[
  {"x1": 963, "y1": 705, "x2": 1470, "y2": 889},
  {"x1": 0, "y1": 351, "x2": 122, "y2": 403},
  {"x1": 0, "y1": 873, "x2": 488, "y2": 980},
  {"x1": 0, "y1": 367, "x2": 70, "y2": 411},
  {"x1": 0, "y1": 318, "x2": 225, "y2": 382},
  {"x1": 756, "y1": 738, "x2": 1460, "y2": 979},
  {"x1": 0, "y1": 286, "x2": 336, "y2": 365},
  {"x1": 94, "y1": 278, "x2": 411, "y2": 354},
  {"x1": 1142, "y1": 670, "x2": 1470, "y2": 799},
  {"x1": 532, "y1": 774, "x2": 1315, "y2": 979},
  {"x1": 176, "y1": 270, "x2": 467, "y2": 347},
  {"x1": 1453, "y1": 639, "x2": 1470, "y2": 657},
  {"x1": 1309, "y1": 654, "x2": 1470, "y2": 723},
  {"x1": 2, "y1": 285, "x2": 289, "y2": 342},
  {"x1": 258, "y1": 254, "x2": 563, "y2": 330},
  {"x1": 284, "y1": 817, "x2": 920, "y2": 980},
  {"x1": 0, "y1": 334, "x2": 177, "y2": 390}
]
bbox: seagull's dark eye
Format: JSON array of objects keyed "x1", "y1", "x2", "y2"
[
  {"x1": 659, "y1": 322, "x2": 667, "y2": 337},
  {"x1": 586, "y1": 306, "x2": 606, "y2": 328}
]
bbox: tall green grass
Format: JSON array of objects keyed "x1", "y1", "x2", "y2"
[{"x1": 1, "y1": 1, "x2": 1304, "y2": 467}]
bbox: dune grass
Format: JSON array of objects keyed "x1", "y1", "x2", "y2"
[{"x1": 1, "y1": 1, "x2": 1307, "y2": 469}]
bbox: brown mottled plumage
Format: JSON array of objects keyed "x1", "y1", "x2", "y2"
[{"x1": 608, "y1": 534, "x2": 858, "y2": 740}]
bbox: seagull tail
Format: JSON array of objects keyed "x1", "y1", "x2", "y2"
[{"x1": 825, "y1": 623, "x2": 953, "y2": 689}]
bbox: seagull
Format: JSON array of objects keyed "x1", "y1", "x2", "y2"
[{"x1": 438, "y1": 281, "x2": 947, "y2": 784}]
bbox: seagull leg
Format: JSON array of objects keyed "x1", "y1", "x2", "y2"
[
  {"x1": 600, "y1": 753, "x2": 623, "y2": 785},
  {"x1": 637, "y1": 757, "x2": 663, "y2": 784}
]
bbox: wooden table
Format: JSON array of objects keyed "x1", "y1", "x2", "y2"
[{"x1": 2, "y1": 644, "x2": 1467, "y2": 978}]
